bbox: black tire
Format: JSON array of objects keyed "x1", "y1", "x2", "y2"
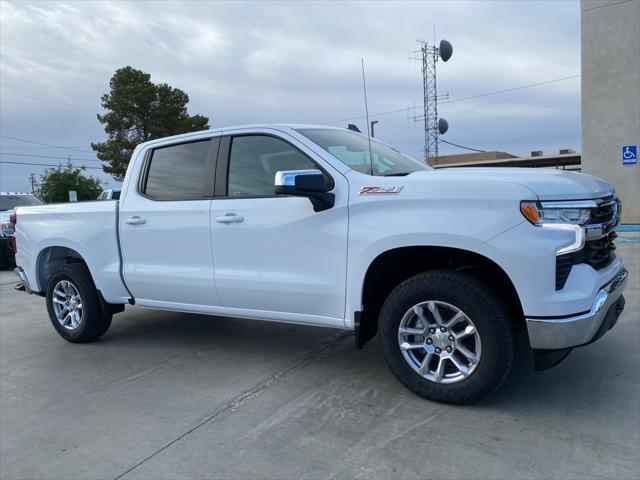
[
  {"x1": 379, "y1": 270, "x2": 515, "y2": 404},
  {"x1": 46, "y1": 263, "x2": 112, "y2": 343},
  {"x1": 95, "y1": 314, "x2": 113, "y2": 338}
]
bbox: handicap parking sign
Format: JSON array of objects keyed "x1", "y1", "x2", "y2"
[{"x1": 622, "y1": 145, "x2": 637, "y2": 165}]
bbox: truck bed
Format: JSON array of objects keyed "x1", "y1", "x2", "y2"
[{"x1": 14, "y1": 201, "x2": 130, "y2": 303}]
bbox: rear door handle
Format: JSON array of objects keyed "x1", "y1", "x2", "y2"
[
  {"x1": 215, "y1": 213, "x2": 244, "y2": 224},
  {"x1": 125, "y1": 216, "x2": 146, "y2": 225}
]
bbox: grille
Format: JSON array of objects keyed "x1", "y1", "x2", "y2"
[
  {"x1": 589, "y1": 197, "x2": 618, "y2": 225},
  {"x1": 583, "y1": 231, "x2": 617, "y2": 270},
  {"x1": 583, "y1": 196, "x2": 619, "y2": 271},
  {"x1": 556, "y1": 254, "x2": 574, "y2": 290},
  {"x1": 554, "y1": 197, "x2": 620, "y2": 290}
]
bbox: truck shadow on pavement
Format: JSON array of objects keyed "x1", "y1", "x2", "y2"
[{"x1": 95, "y1": 307, "x2": 631, "y2": 412}]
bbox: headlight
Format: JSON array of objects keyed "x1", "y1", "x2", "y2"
[
  {"x1": 520, "y1": 200, "x2": 596, "y2": 255},
  {"x1": 520, "y1": 201, "x2": 593, "y2": 226}
]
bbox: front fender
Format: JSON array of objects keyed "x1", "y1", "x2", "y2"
[
  {"x1": 477, "y1": 221, "x2": 624, "y2": 317},
  {"x1": 345, "y1": 229, "x2": 522, "y2": 329}
]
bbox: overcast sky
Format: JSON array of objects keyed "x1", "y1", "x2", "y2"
[{"x1": 0, "y1": 0, "x2": 581, "y2": 193}]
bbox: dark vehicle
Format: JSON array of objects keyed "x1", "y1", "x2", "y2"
[
  {"x1": 97, "y1": 189, "x2": 121, "y2": 200},
  {"x1": 1, "y1": 192, "x2": 43, "y2": 267}
]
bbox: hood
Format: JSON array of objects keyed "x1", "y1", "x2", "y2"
[{"x1": 431, "y1": 168, "x2": 614, "y2": 200}]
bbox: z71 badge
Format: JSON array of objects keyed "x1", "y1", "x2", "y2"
[{"x1": 358, "y1": 186, "x2": 404, "y2": 195}]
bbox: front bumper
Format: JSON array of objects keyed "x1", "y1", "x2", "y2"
[{"x1": 526, "y1": 267, "x2": 628, "y2": 349}]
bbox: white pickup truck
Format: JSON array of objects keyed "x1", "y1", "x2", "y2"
[{"x1": 13, "y1": 125, "x2": 628, "y2": 404}]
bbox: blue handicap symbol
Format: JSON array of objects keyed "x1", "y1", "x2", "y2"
[{"x1": 622, "y1": 145, "x2": 637, "y2": 165}]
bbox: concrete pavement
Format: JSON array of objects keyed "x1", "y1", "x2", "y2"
[{"x1": 1, "y1": 244, "x2": 638, "y2": 480}]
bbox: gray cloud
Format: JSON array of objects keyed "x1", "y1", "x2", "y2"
[{"x1": 0, "y1": 0, "x2": 580, "y2": 191}]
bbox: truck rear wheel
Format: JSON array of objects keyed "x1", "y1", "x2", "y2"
[
  {"x1": 379, "y1": 270, "x2": 515, "y2": 404},
  {"x1": 46, "y1": 263, "x2": 112, "y2": 343}
]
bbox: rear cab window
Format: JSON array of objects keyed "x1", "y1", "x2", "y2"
[{"x1": 141, "y1": 140, "x2": 214, "y2": 200}]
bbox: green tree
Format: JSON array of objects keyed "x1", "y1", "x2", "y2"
[
  {"x1": 92, "y1": 66, "x2": 210, "y2": 181},
  {"x1": 37, "y1": 163, "x2": 102, "y2": 203}
]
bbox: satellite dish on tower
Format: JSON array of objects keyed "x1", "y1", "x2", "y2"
[
  {"x1": 439, "y1": 39, "x2": 453, "y2": 62},
  {"x1": 438, "y1": 117, "x2": 449, "y2": 135}
]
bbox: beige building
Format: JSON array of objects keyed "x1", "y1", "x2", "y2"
[
  {"x1": 435, "y1": 151, "x2": 581, "y2": 170},
  {"x1": 581, "y1": 0, "x2": 640, "y2": 223}
]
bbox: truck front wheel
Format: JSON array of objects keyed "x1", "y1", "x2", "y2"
[
  {"x1": 379, "y1": 270, "x2": 515, "y2": 404},
  {"x1": 46, "y1": 263, "x2": 112, "y2": 343}
]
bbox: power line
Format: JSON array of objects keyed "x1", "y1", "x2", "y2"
[
  {"x1": 322, "y1": 106, "x2": 415, "y2": 125},
  {"x1": 0, "y1": 145, "x2": 91, "y2": 149},
  {"x1": 0, "y1": 135, "x2": 94, "y2": 153},
  {"x1": 0, "y1": 152, "x2": 101, "y2": 162},
  {"x1": 0, "y1": 92, "x2": 95, "y2": 111},
  {"x1": 582, "y1": 0, "x2": 633, "y2": 12},
  {"x1": 0, "y1": 160, "x2": 103, "y2": 170},
  {"x1": 0, "y1": 98, "x2": 97, "y2": 119},
  {"x1": 438, "y1": 138, "x2": 486, "y2": 153},
  {"x1": 321, "y1": 74, "x2": 580, "y2": 125},
  {"x1": 442, "y1": 74, "x2": 581, "y2": 105}
]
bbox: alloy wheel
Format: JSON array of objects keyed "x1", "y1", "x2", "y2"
[
  {"x1": 52, "y1": 280, "x2": 83, "y2": 331},
  {"x1": 398, "y1": 300, "x2": 482, "y2": 384}
]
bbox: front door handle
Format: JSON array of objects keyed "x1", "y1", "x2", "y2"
[
  {"x1": 215, "y1": 213, "x2": 244, "y2": 224},
  {"x1": 125, "y1": 216, "x2": 146, "y2": 225}
]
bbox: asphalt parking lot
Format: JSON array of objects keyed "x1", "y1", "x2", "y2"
[{"x1": 1, "y1": 243, "x2": 638, "y2": 480}]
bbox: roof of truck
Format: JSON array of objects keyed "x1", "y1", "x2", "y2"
[
  {"x1": 134, "y1": 124, "x2": 346, "y2": 150},
  {"x1": 204, "y1": 124, "x2": 345, "y2": 133},
  {"x1": 220, "y1": 124, "x2": 342, "y2": 130}
]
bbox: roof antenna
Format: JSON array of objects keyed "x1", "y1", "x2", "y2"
[
  {"x1": 433, "y1": 10, "x2": 436, "y2": 44},
  {"x1": 361, "y1": 58, "x2": 374, "y2": 176}
]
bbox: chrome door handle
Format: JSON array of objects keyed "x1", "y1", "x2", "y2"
[
  {"x1": 125, "y1": 216, "x2": 146, "y2": 225},
  {"x1": 215, "y1": 213, "x2": 244, "y2": 223}
]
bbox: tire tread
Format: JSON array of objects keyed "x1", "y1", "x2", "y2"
[
  {"x1": 46, "y1": 263, "x2": 112, "y2": 343},
  {"x1": 379, "y1": 270, "x2": 515, "y2": 404}
]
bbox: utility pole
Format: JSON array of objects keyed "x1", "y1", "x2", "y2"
[
  {"x1": 370, "y1": 120, "x2": 379, "y2": 138},
  {"x1": 29, "y1": 173, "x2": 37, "y2": 193}
]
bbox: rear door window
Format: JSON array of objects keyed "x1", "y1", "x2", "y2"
[{"x1": 143, "y1": 140, "x2": 212, "y2": 200}]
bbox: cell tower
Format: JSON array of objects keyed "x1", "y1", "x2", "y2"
[{"x1": 413, "y1": 39, "x2": 452, "y2": 165}]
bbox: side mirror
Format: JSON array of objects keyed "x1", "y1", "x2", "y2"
[{"x1": 274, "y1": 169, "x2": 335, "y2": 212}]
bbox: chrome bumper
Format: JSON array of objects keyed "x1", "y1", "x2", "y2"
[
  {"x1": 14, "y1": 266, "x2": 33, "y2": 295},
  {"x1": 526, "y1": 267, "x2": 628, "y2": 349}
]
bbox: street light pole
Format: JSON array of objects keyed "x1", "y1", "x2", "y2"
[{"x1": 370, "y1": 120, "x2": 379, "y2": 138}]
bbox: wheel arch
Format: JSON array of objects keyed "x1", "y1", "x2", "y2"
[
  {"x1": 37, "y1": 245, "x2": 126, "y2": 315},
  {"x1": 36, "y1": 245, "x2": 88, "y2": 293},
  {"x1": 356, "y1": 245, "x2": 525, "y2": 348}
]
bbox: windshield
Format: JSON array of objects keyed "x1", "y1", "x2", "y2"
[
  {"x1": 0, "y1": 194, "x2": 44, "y2": 211},
  {"x1": 297, "y1": 128, "x2": 430, "y2": 176}
]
